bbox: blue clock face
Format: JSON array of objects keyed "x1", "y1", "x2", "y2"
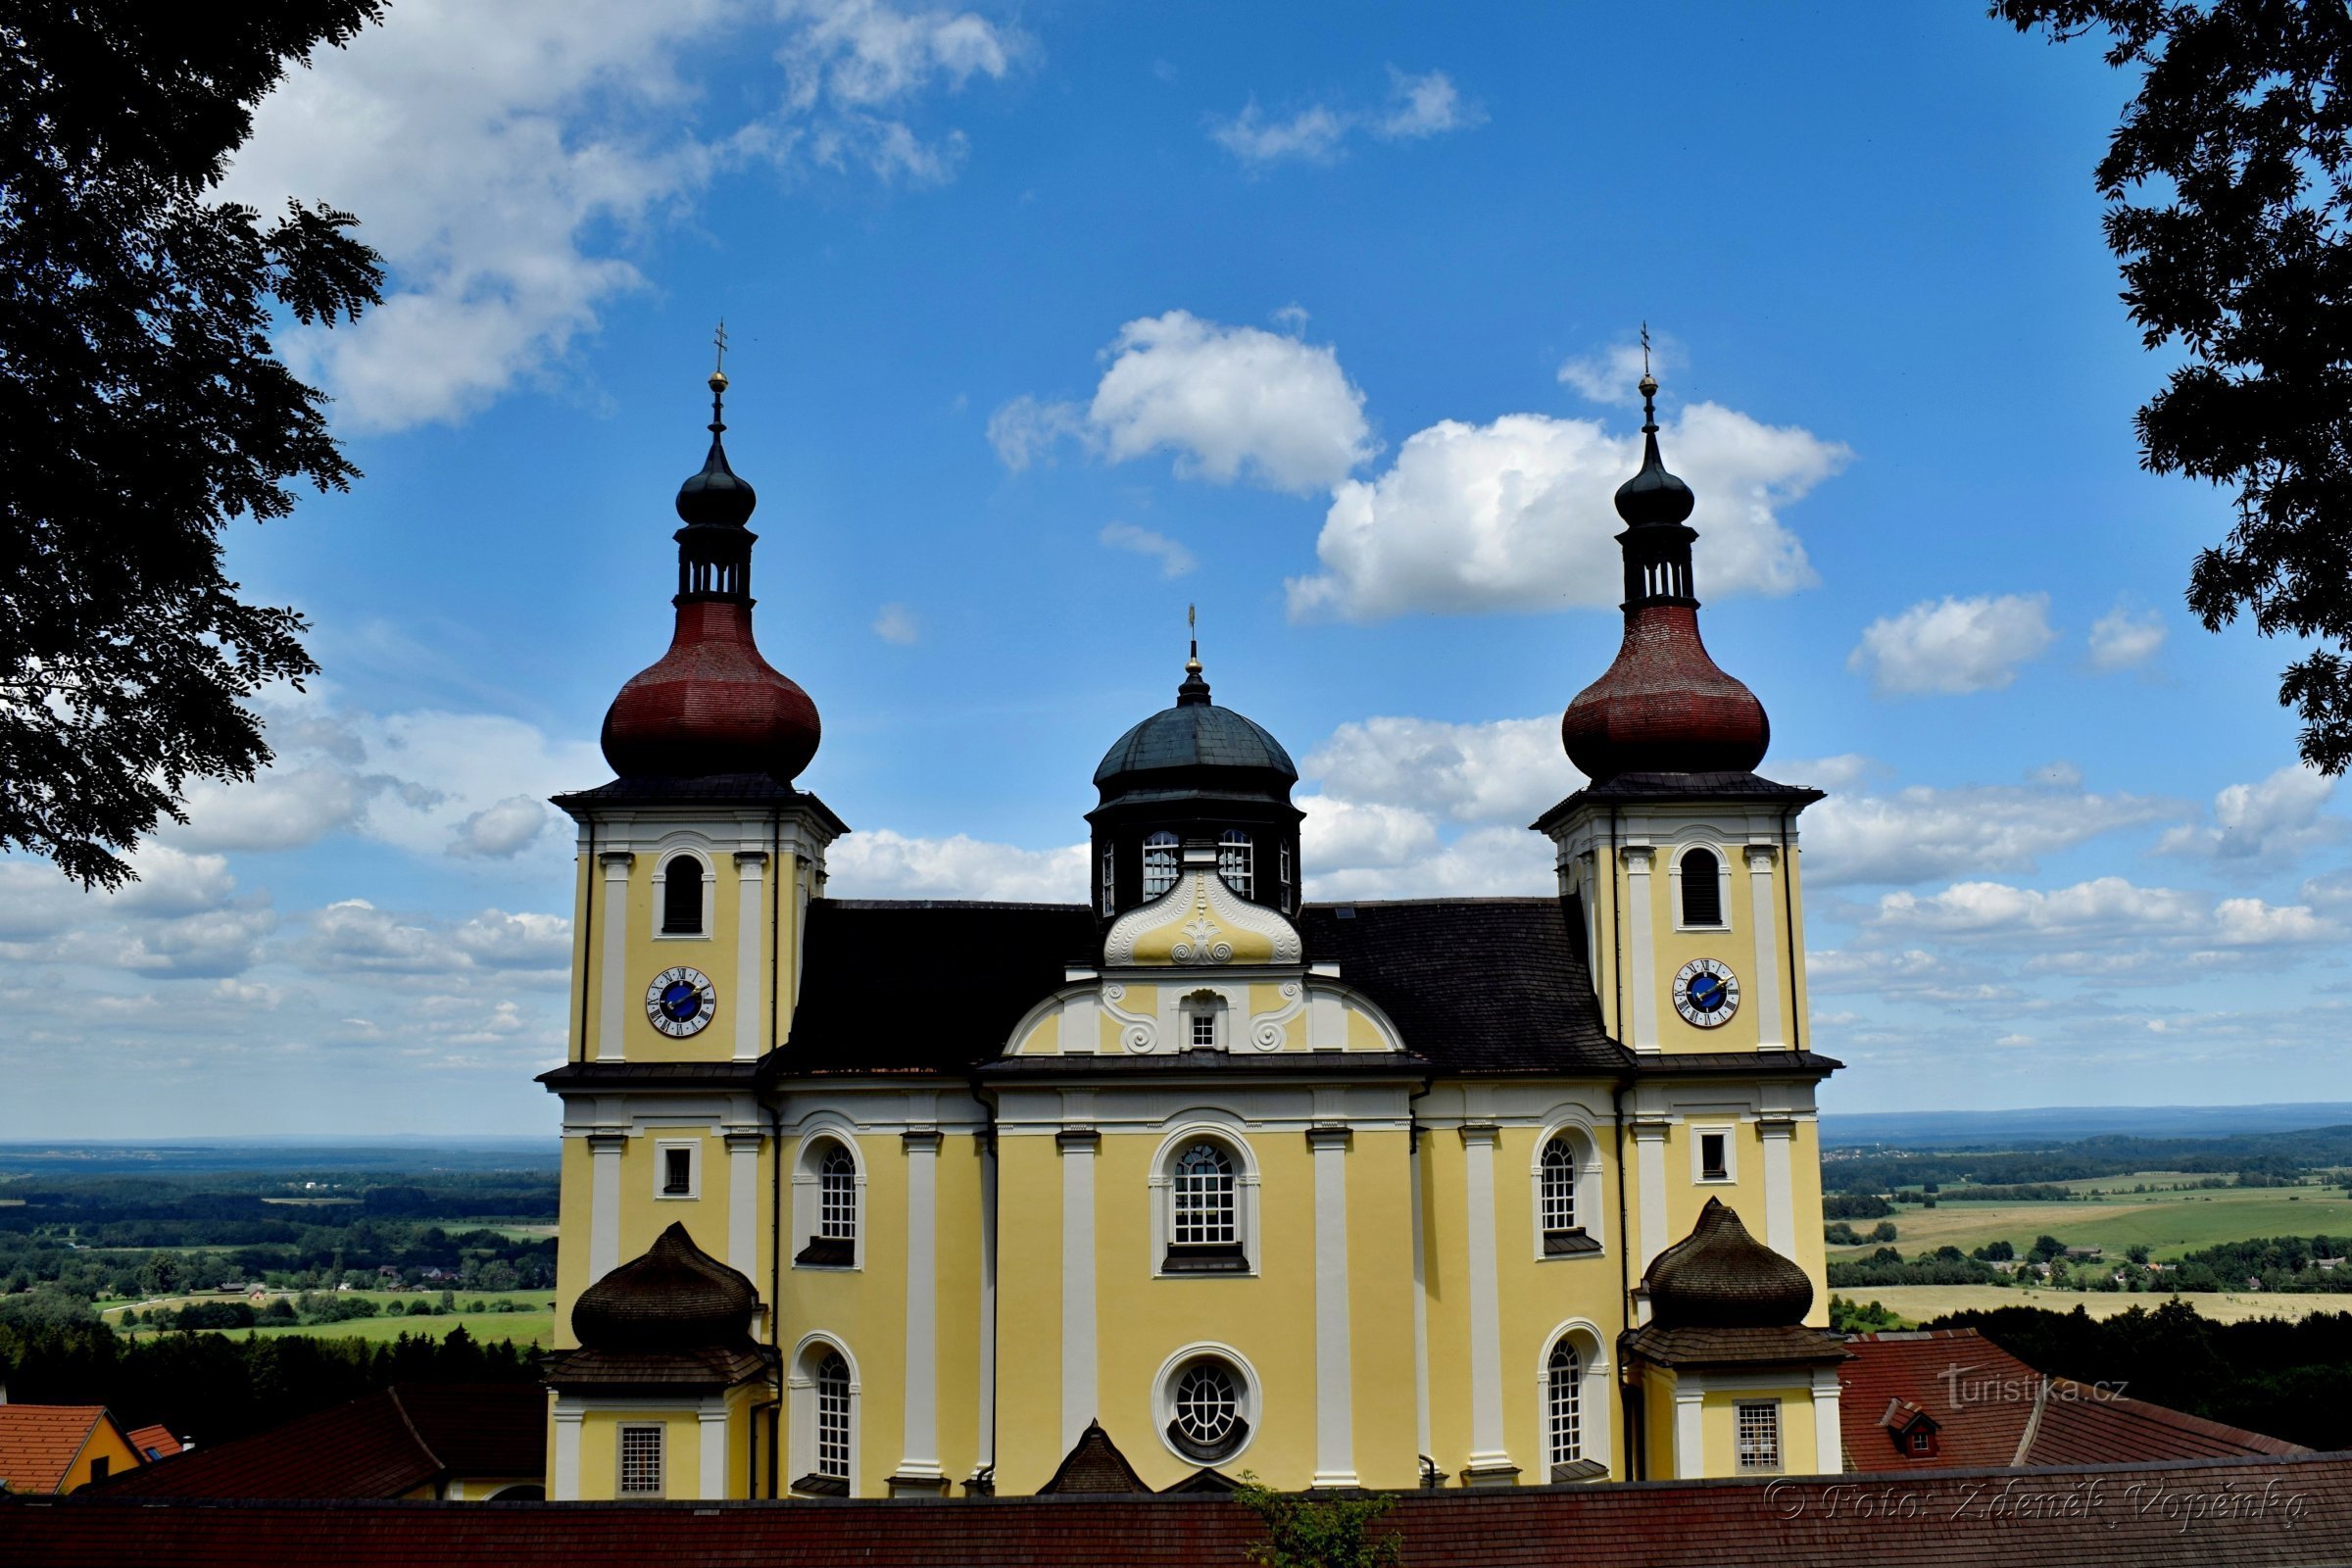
[
  {"x1": 644, "y1": 966, "x2": 717, "y2": 1038},
  {"x1": 1673, "y1": 958, "x2": 1740, "y2": 1028}
]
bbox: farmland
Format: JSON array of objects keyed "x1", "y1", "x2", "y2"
[
  {"x1": 1827, "y1": 1177, "x2": 2352, "y2": 1264},
  {"x1": 1841, "y1": 1284, "x2": 2345, "y2": 1326}
]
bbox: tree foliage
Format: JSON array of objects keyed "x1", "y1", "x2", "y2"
[
  {"x1": 0, "y1": 2, "x2": 384, "y2": 886},
  {"x1": 1999, "y1": 1, "x2": 2352, "y2": 770},
  {"x1": 1235, "y1": 1477, "x2": 1405, "y2": 1568}
]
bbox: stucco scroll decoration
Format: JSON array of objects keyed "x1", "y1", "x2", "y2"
[
  {"x1": 1098, "y1": 981, "x2": 1159, "y2": 1054},
  {"x1": 1102, "y1": 866, "x2": 1303, "y2": 967},
  {"x1": 1248, "y1": 977, "x2": 1308, "y2": 1053}
]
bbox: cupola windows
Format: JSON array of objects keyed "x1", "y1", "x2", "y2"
[
  {"x1": 1217, "y1": 830, "x2": 1253, "y2": 900},
  {"x1": 1143, "y1": 832, "x2": 1181, "y2": 900}
]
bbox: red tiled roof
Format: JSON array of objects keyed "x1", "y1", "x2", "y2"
[
  {"x1": 0, "y1": 1406, "x2": 107, "y2": 1494},
  {"x1": 10, "y1": 1452, "x2": 2351, "y2": 1567},
  {"x1": 124, "y1": 1425, "x2": 182, "y2": 1462},
  {"x1": 98, "y1": 1385, "x2": 543, "y2": 1500},
  {"x1": 1839, "y1": 1329, "x2": 2304, "y2": 1472}
]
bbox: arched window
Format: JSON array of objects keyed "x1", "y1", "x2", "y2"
[
  {"x1": 1680, "y1": 847, "x2": 1723, "y2": 927},
  {"x1": 1217, "y1": 830, "x2": 1253, "y2": 900},
  {"x1": 1546, "y1": 1340, "x2": 1583, "y2": 1471},
  {"x1": 1143, "y1": 831, "x2": 1180, "y2": 899},
  {"x1": 1172, "y1": 1143, "x2": 1235, "y2": 1245},
  {"x1": 795, "y1": 1141, "x2": 858, "y2": 1268},
  {"x1": 661, "y1": 855, "x2": 705, "y2": 935},
  {"x1": 815, "y1": 1352, "x2": 853, "y2": 1482},
  {"x1": 1540, "y1": 1136, "x2": 1577, "y2": 1238},
  {"x1": 1165, "y1": 1356, "x2": 1249, "y2": 1463}
]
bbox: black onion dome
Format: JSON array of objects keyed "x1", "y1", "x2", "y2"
[
  {"x1": 1612, "y1": 374, "x2": 1695, "y2": 528},
  {"x1": 571, "y1": 1222, "x2": 758, "y2": 1349},
  {"x1": 674, "y1": 371, "x2": 758, "y2": 527},
  {"x1": 1642, "y1": 1198, "x2": 1814, "y2": 1329},
  {"x1": 1093, "y1": 665, "x2": 1297, "y2": 800}
]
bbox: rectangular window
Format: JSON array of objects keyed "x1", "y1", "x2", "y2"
[
  {"x1": 1100, "y1": 848, "x2": 1115, "y2": 915},
  {"x1": 619, "y1": 1424, "x2": 665, "y2": 1495},
  {"x1": 88, "y1": 1455, "x2": 110, "y2": 1483},
  {"x1": 1736, "y1": 1401, "x2": 1781, "y2": 1472},
  {"x1": 1191, "y1": 1011, "x2": 1217, "y2": 1049},
  {"x1": 1699, "y1": 1132, "x2": 1729, "y2": 1182},
  {"x1": 661, "y1": 1145, "x2": 693, "y2": 1197}
]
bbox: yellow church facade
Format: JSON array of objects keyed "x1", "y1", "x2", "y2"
[{"x1": 536, "y1": 366, "x2": 1848, "y2": 1501}]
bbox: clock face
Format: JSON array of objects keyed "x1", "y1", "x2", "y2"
[
  {"x1": 645, "y1": 966, "x2": 717, "y2": 1038},
  {"x1": 1673, "y1": 957, "x2": 1740, "y2": 1028}
]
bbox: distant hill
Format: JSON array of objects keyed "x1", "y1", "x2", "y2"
[
  {"x1": 0, "y1": 1138, "x2": 556, "y2": 1176},
  {"x1": 1822, "y1": 1103, "x2": 2352, "y2": 1149}
]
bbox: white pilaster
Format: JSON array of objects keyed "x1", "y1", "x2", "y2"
[
  {"x1": 1673, "y1": 1387, "x2": 1706, "y2": 1479},
  {"x1": 1631, "y1": 1119, "x2": 1670, "y2": 1281},
  {"x1": 724, "y1": 1131, "x2": 761, "y2": 1321},
  {"x1": 1459, "y1": 1123, "x2": 1514, "y2": 1481},
  {"x1": 1745, "y1": 846, "x2": 1786, "y2": 1050},
  {"x1": 698, "y1": 1406, "x2": 728, "y2": 1498},
  {"x1": 897, "y1": 1128, "x2": 943, "y2": 1487},
  {"x1": 1408, "y1": 1131, "x2": 1432, "y2": 1462},
  {"x1": 1057, "y1": 1127, "x2": 1099, "y2": 1453},
  {"x1": 732, "y1": 852, "x2": 767, "y2": 1060},
  {"x1": 977, "y1": 1131, "x2": 999, "y2": 1478},
  {"x1": 1759, "y1": 1118, "x2": 1797, "y2": 1259},
  {"x1": 1811, "y1": 1366, "x2": 1844, "y2": 1474},
  {"x1": 597, "y1": 852, "x2": 634, "y2": 1061},
  {"x1": 587, "y1": 1131, "x2": 625, "y2": 1285},
  {"x1": 552, "y1": 1401, "x2": 583, "y2": 1500},
  {"x1": 1623, "y1": 847, "x2": 1658, "y2": 1052},
  {"x1": 1308, "y1": 1125, "x2": 1356, "y2": 1489}
]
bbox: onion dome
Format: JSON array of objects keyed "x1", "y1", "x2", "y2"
[
  {"x1": 1561, "y1": 371, "x2": 1769, "y2": 781},
  {"x1": 1642, "y1": 1198, "x2": 1814, "y2": 1329},
  {"x1": 600, "y1": 364, "x2": 822, "y2": 782},
  {"x1": 571, "y1": 1221, "x2": 759, "y2": 1349}
]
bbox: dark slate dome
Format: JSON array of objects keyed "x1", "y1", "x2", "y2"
[
  {"x1": 1093, "y1": 662, "x2": 1297, "y2": 803},
  {"x1": 571, "y1": 1222, "x2": 759, "y2": 1349},
  {"x1": 1642, "y1": 1199, "x2": 1814, "y2": 1329}
]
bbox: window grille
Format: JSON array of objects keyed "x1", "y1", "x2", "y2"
[
  {"x1": 819, "y1": 1147, "x2": 857, "y2": 1241},
  {"x1": 1736, "y1": 1400, "x2": 1781, "y2": 1472},
  {"x1": 1172, "y1": 1142, "x2": 1236, "y2": 1246},
  {"x1": 815, "y1": 1353, "x2": 852, "y2": 1479},
  {"x1": 1143, "y1": 832, "x2": 1180, "y2": 899},
  {"x1": 1540, "y1": 1137, "x2": 1577, "y2": 1234},
  {"x1": 1172, "y1": 1360, "x2": 1241, "y2": 1455},
  {"x1": 1680, "y1": 848, "x2": 1722, "y2": 926},
  {"x1": 1546, "y1": 1341, "x2": 1582, "y2": 1467},
  {"x1": 618, "y1": 1424, "x2": 664, "y2": 1495},
  {"x1": 662, "y1": 858, "x2": 704, "y2": 934},
  {"x1": 1217, "y1": 830, "x2": 1253, "y2": 900},
  {"x1": 1191, "y1": 1010, "x2": 1217, "y2": 1049}
]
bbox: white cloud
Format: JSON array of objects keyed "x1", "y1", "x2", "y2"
[
  {"x1": 872, "y1": 603, "x2": 921, "y2": 645},
  {"x1": 231, "y1": 0, "x2": 1019, "y2": 432},
  {"x1": 1846, "y1": 594, "x2": 2057, "y2": 697},
  {"x1": 1209, "y1": 68, "x2": 1480, "y2": 167},
  {"x1": 449, "y1": 797, "x2": 554, "y2": 859},
  {"x1": 2157, "y1": 764, "x2": 2345, "y2": 863},
  {"x1": 2088, "y1": 602, "x2": 2167, "y2": 672},
  {"x1": 1862, "y1": 876, "x2": 2339, "y2": 974},
  {"x1": 1557, "y1": 332, "x2": 1681, "y2": 407},
  {"x1": 988, "y1": 395, "x2": 1086, "y2": 469},
  {"x1": 1088, "y1": 312, "x2": 1374, "y2": 493},
  {"x1": 826, "y1": 829, "x2": 1087, "y2": 902},
  {"x1": 1303, "y1": 715, "x2": 1578, "y2": 826},
  {"x1": 294, "y1": 899, "x2": 570, "y2": 978},
  {"x1": 1288, "y1": 403, "x2": 1842, "y2": 621},
  {"x1": 1100, "y1": 521, "x2": 1198, "y2": 578},
  {"x1": 1802, "y1": 777, "x2": 2181, "y2": 887},
  {"x1": 1306, "y1": 824, "x2": 1553, "y2": 902},
  {"x1": 451, "y1": 908, "x2": 574, "y2": 971}
]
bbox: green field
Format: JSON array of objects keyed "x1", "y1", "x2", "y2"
[
  {"x1": 1830, "y1": 1179, "x2": 2352, "y2": 1263},
  {"x1": 1846, "y1": 1284, "x2": 2347, "y2": 1326},
  {"x1": 174, "y1": 1308, "x2": 557, "y2": 1347}
]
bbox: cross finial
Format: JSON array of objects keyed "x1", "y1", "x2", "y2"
[
  {"x1": 713, "y1": 318, "x2": 730, "y2": 374},
  {"x1": 1641, "y1": 321, "x2": 1651, "y2": 376},
  {"x1": 1185, "y1": 603, "x2": 1201, "y2": 676},
  {"x1": 1637, "y1": 321, "x2": 1658, "y2": 421}
]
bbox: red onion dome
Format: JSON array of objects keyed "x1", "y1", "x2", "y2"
[
  {"x1": 1561, "y1": 369, "x2": 1769, "y2": 782},
  {"x1": 600, "y1": 367, "x2": 821, "y2": 782}
]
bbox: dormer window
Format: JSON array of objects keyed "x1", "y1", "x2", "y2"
[
  {"x1": 1143, "y1": 832, "x2": 1180, "y2": 899},
  {"x1": 1217, "y1": 830, "x2": 1253, "y2": 900}
]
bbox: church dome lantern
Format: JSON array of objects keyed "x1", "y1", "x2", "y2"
[
  {"x1": 1560, "y1": 369, "x2": 1770, "y2": 783},
  {"x1": 600, "y1": 356, "x2": 822, "y2": 783},
  {"x1": 1088, "y1": 618, "x2": 1303, "y2": 924}
]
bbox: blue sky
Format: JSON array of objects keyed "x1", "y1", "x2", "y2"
[{"x1": 6, "y1": 1, "x2": 2347, "y2": 1136}]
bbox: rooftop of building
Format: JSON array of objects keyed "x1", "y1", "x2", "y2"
[{"x1": 0, "y1": 1405, "x2": 122, "y2": 1494}]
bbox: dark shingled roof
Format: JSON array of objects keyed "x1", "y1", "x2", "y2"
[
  {"x1": 774, "y1": 900, "x2": 1098, "y2": 1076},
  {"x1": 550, "y1": 775, "x2": 848, "y2": 833},
  {"x1": 1642, "y1": 1199, "x2": 1814, "y2": 1328},
  {"x1": 1622, "y1": 1324, "x2": 1849, "y2": 1369},
  {"x1": 99, "y1": 1386, "x2": 542, "y2": 1500},
  {"x1": 549, "y1": 1223, "x2": 770, "y2": 1393},
  {"x1": 1094, "y1": 704, "x2": 1297, "y2": 789},
  {"x1": 1036, "y1": 1421, "x2": 1150, "y2": 1494},
  {"x1": 1298, "y1": 899, "x2": 1626, "y2": 1076},
  {"x1": 35, "y1": 1452, "x2": 2352, "y2": 1566}
]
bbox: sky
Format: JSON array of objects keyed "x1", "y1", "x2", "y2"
[{"x1": 6, "y1": 1, "x2": 2349, "y2": 1137}]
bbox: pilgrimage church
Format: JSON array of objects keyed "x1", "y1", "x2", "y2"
[{"x1": 536, "y1": 362, "x2": 1846, "y2": 1502}]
